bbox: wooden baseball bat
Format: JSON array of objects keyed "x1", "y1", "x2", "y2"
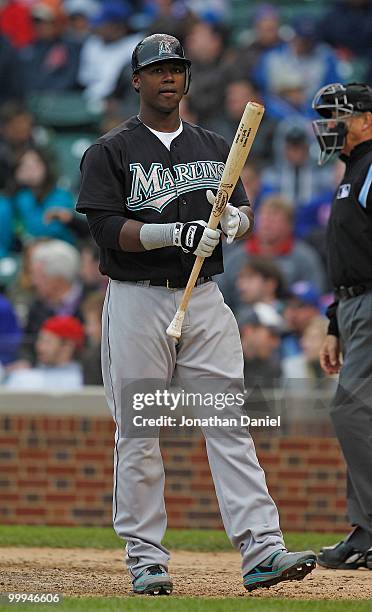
[{"x1": 166, "y1": 100, "x2": 265, "y2": 340}]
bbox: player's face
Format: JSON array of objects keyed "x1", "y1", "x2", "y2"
[{"x1": 134, "y1": 61, "x2": 186, "y2": 114}]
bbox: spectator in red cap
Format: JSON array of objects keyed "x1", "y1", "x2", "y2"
[{"x1": 5, "y1": 315, "x2": 84, "y2": 390}]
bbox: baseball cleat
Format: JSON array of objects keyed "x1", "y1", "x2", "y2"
[
  {"x1": 132, "y1": 565, "x2": 173, "y2": 595},
  {"x1": 318, "y1": 540, "x2": 368, "y2": 569},
  {"x1": 243, "y1": 549, "x2": 317, "y2": 592},
  {"x1": 365, "y1": 548, "x2": 372, "y2": 569}
]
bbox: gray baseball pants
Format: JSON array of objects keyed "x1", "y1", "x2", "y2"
[
  {"x1": 101, "y1": 279, "x2": 284, "y2": 578},
  {"x1": 330, "y1": 292, "x2": 372, "y2": 534}
]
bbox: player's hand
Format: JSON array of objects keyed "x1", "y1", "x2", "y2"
[
  {"x1": 206, "y1": 190, "x2": 248, "y2": 244},
  {"x1": 174, "y1": 220, "x2": 221, "y2": 257},
  {"x1": 320, "y1": 334, "x2": 342, "y2": 375}
]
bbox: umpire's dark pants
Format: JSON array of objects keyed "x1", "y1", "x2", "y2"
[{"x1": 331, "y1": 291, "x2": 372, "y2": 534}]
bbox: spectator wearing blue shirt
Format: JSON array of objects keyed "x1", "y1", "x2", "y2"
[
  {"x1": 9, "y1": 147, "x2": 75, "y2": 245},
  {"x1": 253, "y1": 14, "x2": 343, "y2": 111},
  {"x1": 0, "y1": 195, "x2": 14, "y2": 257}
]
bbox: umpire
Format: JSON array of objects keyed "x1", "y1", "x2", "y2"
[{"x1": 312, "y1": 82, "x2": 372, "y2": 569}]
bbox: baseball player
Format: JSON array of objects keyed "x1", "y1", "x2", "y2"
[
  {"x1": 312, "y1": 82, "x2": 372, "y2": 569},
  {"x1": 76, "y1": 33, "x2": 316, "y2": 595}
]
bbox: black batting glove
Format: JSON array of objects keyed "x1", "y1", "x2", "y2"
[{"x1": 173, "y1": 221, "x2": 221, "y2": 257}]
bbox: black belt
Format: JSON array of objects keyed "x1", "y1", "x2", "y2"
[
  {"x1": 335, "y1": 281, "x2": 372, "y2": 300},
  {"x1": 135, "y1": 276, "x2": 213, "y2": 289}
]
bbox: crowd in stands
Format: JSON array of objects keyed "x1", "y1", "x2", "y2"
[{"x1": 0, "y1": 0, "x2": 371, "y2": 390}]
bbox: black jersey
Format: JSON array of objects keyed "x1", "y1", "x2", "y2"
[
  {"x1": 76, "y1": 116, "x2": 249, "y2": 282},
  {"x1": 327, "y1": 140, "x2": 372, "y2": 288}
]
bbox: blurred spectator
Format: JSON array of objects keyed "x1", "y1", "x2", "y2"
[
  {"x1": 260, "y1": 120, "x2": 333, "y2": 211},
  {"x1": 218, "y1": 195, "x2": 326, "y2": 312},
  {"x1": 263, "y1": 66, "x2": 310, "y2": 121},
  {"x1": 0, "y1": 194, "x2": 13, "y2": 256},
  {"x1": 184, "y1": 19, "x2": 232, "y2": 123},
  {"x1": 79, "y1": 240, "x2": 107, "y2": 295},
  {"x1": 0, "y1": 292, "x2": 22, "y2": 365},
  {"x1": 254, "y1": 13, "x2": 342, "y2": 108},
  {"x1": 5, "y1": 238, "x2": 49, "y2": 325},
  {"x1": 237, "y1": 302, "x2": 283, "y2": 387},
  {"x1": 294, "y1": 158, "x2": 345, "y2": 239},
  {"x1": 0, "y1": 0, "x2": 34, "y2": 48},
  {"x1": 80, "y1": 290, "x2": 104, "y2": 384},
  {"x1": 43, "y1": 208, "x2": 91, "y2": 241},
  {"x1": 78, "y1": 1, "x2": 142, "y2": 103},
  {"x1": 7, "y1": 147, "x2": 75, "y2": 245},
  {"x1": 188, "y1": 0, "x2": 231, "y2": 24},
  {"x1": 179, "y1": 95, "x2": 199, "y2": 124},
  {"x1": 240, "y1": 160, "x2": 263, "y2": 208},
  {"x1": 147, "y1": 0, "x2": 195, "y2": 43},
  {"x1": 5, "y1": 314, "x2": 84, "y2": 389},
  {"x1": 14, "y1": 239, "x2": 82, "y2": 365},
  {"x1": 237, "y1": 3, "x2": 285, "y2": 77},
  {"x1": 282, "y1": 281, "x2": 322, "y2": 359},
  {"x1": 205, "y1": 77, "x2": 276, "y2": 161},
  {"x1": 0, "y1": 102, "x2": 53, "y2": 191},
  {"x1": 365, "y1": 61, "x2": 372, "y2": 87},
  {"x1": 0, "y1": 35, "x2": 23, "y2": 103},
  {"x1": 19, "y1": 1, "x2": 81, "y2": 92},
  {"x1": 236, "y1": 256, "x2": 286, "y2": 313},
  {"x1": 319, "y1": 0, "x2": 372, "y2": 60},
  {"x1": 282, "y1": 315, "x2": 335, "y2": 390},
  {"x1": 64, "y1": 0, "x2": 99, "y2": 44}
]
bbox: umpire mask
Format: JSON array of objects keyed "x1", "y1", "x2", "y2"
[{"x1": 312, "y1": 82, "x2": 372, "y2": 165}]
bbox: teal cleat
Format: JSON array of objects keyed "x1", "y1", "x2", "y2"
[
  {"x1": 132, "y1": 565, "x2": 173, "y2": 596},
  {"x1": 244, "y1": 549, "x2": 317, "y2": 592}
]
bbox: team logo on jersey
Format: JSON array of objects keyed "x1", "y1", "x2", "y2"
[
  {"x1": 159, "y1": 41, "x2": 172, "y2": 55},
  {"x1": 336, "y1": 183, "x2": 351, "y2": 199},
  {"x1": 127, "y1": 161, "x2": 225, "y2": 212}
]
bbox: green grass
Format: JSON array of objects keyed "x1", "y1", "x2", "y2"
[
  {"x1": 0, "y1": 525, "x2": 344, "y2": 553},
  {"x1": 0, "y1": 599, "x2": 371, "y2": 612}
]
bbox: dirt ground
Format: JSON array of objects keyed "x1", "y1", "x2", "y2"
[{"x1": 1, "y1": 548, "x2": 372, "y2": 600}]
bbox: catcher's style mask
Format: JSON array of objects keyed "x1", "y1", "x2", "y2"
[
  {"x1": 132, "y1": 33, "x2": 192, "y2": 94},
  {"x1": 312, "y1": 82, "x2": 372, "y2": 165}
]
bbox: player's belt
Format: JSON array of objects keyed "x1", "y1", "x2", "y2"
[
  {"x1": 335, "y1": 281, "x2": 372, "y2": 300},
  {"x1": 136, "y1": 276, "x2": 213, "y2": 289}
]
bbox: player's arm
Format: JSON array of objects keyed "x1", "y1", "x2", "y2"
[
  {"x1": 237, "y1": 205, "x2": 254, "y2": 239},
  {"x1": 86, "y1": 210, "x2": 220, "y2": 257}
]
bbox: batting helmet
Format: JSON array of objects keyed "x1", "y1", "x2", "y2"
[
  {"x1": 312, "y1": 82, "x2": 372, "y2": 165},
  {"x1": 132, "y1": 33, "x2": 191, "y2": 94}
]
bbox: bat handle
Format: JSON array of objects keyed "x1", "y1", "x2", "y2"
[
  {"x1": 166, "y1": 256, "x2": 204, "y2": 340},
  {"x1": 166, "y1": 308, "x2": 185, "y2": 340}
]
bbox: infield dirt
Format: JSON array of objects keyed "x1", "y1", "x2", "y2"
[{"x1": 1, "y1": 548, "x2": 372, "y2": 600}]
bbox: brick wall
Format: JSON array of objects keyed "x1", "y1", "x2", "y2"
[{"x1": 0, "y1": 412, "x2": 349, "y2": 532}]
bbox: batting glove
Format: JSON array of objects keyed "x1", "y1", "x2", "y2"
[
  {"x1": 173, "y1": 220, "x2": 221, "y2": 257},
  {"x1": 206, "y1": 189, "x2": 250, "y2": 244}
]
